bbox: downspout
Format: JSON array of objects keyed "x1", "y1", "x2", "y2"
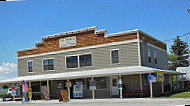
[{"x1": 137, "y1": 30, "x2": 142, "y2": 66}]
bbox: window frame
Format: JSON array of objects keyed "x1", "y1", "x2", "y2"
[
  {"x1": 65, "y1": 54, "x2": 79, "y2": 69},
  {"x1": 42, "y1": 57, "x2": 55, "y2": 72},
  {"x1": 110, "y1": 49, "x2": 120, "y2": 64},
  {"x1": 154, "y1": 51, "x2": 158, "y2": 65},
  {"x1": 148, "y1": 49, "x2": 151, "y2": 63},
  {"x1": 65, "y1": 52, "x2": 93, "y2": 69},
  {"x1": 27, "y1": 60, "x2": 34, "y2": 73},
  {"x1": 79, "y1": 52, "x2": 93, "y2": 68}
]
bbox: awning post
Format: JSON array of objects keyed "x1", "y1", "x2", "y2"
[
  {"x1": 67, "y1": 79, "x2": 70, "y2": 100},
  {"x1": 170, "y1": 74, "x2": 172, "y2": 92},
  {"x1": 149, "y1": 73, "x2": 153, "y2": 98},
  {"x1": 161, "y1": 81, "x2": 164, "y2": 93},
  {"x1": 47, "y1": 80, "x2": 50, "y2": 99},
  {"x1": 119, "y1": 75, "x2": 122, "y2": 99},
  {"x1": 92, "y1": 77, "x2": 95, "y2": 99}
]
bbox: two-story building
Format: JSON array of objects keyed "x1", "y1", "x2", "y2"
[{"x1": 0, "y1": 26, "x2": 184, "y2": 99}]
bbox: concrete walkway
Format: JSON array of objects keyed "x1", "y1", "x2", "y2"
[{"x1": 0, "y1": 98, "x2": 190, "y2": 106}]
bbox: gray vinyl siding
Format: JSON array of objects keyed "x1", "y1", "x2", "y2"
[
  {"x1": 18, "y1": 42, "x2": 139, "y2": 77},
  {"x1": 140, "y1": 42, "x2": 168, "y2": 69}
]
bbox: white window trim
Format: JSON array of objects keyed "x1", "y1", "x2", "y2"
[
  {"x1": 110, "y1": 49, "x2": 120, "y2": 65},
  {"x1": 27, "y1": 60, "x2": 34, "y2": 73},
  {"x1": 42, "y1": 57, "x2": 55, "y2": 72},
  {"x1": 154, "y1": 51, "x2": 158, "y2": 65},
  {"x1": 65, "y1": 52, "x2": 93, "y2": 69}
]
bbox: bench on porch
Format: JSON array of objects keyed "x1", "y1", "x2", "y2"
[{"x1": 123, "y1": 90, "x2": 149, "y2": 97}]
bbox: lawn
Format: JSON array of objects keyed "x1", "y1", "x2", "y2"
[{"x1": 154, "y1": 91, "x2": 190, "y2": 98}]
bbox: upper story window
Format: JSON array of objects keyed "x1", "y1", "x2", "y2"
[
  {"x1": 66, "y1": 53, "x2": 92, "y2": 69},
  {"x1": 66, "y1": 56, "x2": 78, "y2": 68},
  {"x1": 79, "y1": 54, "x2": 92, "y2": 67},
  {"x1": 111, "y1": 49, "x2": 119, "y2": 64},
  {"x1": 43, "y1": 58, "x2": 54, "y2": 71},
  {"x1": 148, "y1": 49, "x2": 151, "y2": 63},
  {"x1": 154, "y1": 51, "x2": 158, "y2": 64},
  {"x1": 27, "y1": 60, "x2": 33, "y2": 73}
]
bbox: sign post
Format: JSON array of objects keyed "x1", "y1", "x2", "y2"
[
  {"x1": 148, "y1": 73, "x2": 157, "y2": 98},
  {"x1": 90, "y1": 77, "x2": 96, "y2": 99}
]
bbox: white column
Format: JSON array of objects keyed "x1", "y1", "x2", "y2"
[
  {"x1": 170, "y1": 74, "x2": 172, "y2": 92},
  {"x1": 119, "y1": 75, "x2": 122, "y2": 99},
  {"x1": 92, "y1": 77, "x2": 95, "y2": 99},
  {"x1": 149, "y1": 73, "x2": 153, "y2": 98},
  {"x1": 13, "y1": 83, "x2": 15, "y2": 101},
  {"x1": 29, "y1": 82, "x2": 31, "y2": 88},
  {"x1": 140, "y1": 74, "x2": 143, "y2": 90},
  {"x1": 47, "y1": 80, "x2": 50, "y2": 99},
  {"x1": 67, "y1": 79, "x2": 70, "y2": 100},
  {"x1": 161, "y1": 81, "x2": 164, "y2": 93}
]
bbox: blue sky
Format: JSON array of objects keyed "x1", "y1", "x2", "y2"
[{"x1": 0, "y1": 0, "x2": 190, "y2": 79}]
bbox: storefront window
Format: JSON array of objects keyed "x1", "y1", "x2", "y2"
[
  {"x1": 87, "y1": 77, "x2": 107, "y2": 89},
  {"x1": 31, "y1": 82, "x2": 40, "y2": 92}
]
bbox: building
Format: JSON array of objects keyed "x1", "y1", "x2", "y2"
[{"x1": 0, "y1": 26, "x2": 184, "y2": 99}]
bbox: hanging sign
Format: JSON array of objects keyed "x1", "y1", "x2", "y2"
[
  {"x1": 148, "y1": 74, "x2": 157, "y2": 83},
  {"x1": 90, "y1": 80, "x2": 96, "y2": 90},
  {"x1": 59, "y1": 36, "x2": 77, "y2": 48},
  {"x1": 65, "y1": 81, "x2": 72, "y2": 87},
  {"x1": 157, "y1": 72, "x2": 164, "y2": 82}
]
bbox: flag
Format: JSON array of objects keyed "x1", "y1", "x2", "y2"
[{"x1": 22, "y1": 80, "x2": 29, "y2": 93}]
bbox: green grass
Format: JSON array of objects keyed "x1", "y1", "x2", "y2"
[
  {"x1": 153, "y1": 91, "x2": 190, "y2": 98},
  {"x1": 169, "y1": 91, "x2": 190, "y2": 98}
]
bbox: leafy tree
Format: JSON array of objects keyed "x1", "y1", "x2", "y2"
[{"x1": 169, "y1": 36, "x2": 189, "y2": 70}]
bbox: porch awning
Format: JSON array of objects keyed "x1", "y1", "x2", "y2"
[{"x1": 0, "y1": 66, "x2": 185, "y2": 83}]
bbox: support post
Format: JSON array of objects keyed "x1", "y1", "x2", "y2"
[
  {"x1": 67, "y1": 79, "x2": 70, "y2": 100},
  {"x1": 119, "y1": 75, "x2": 122, "y2": 99},
  {"x1": 149, "y1": 73, "x2": 153, "y2": 98},
  {"x1": 47, "y1": 80, "x2": 50, "y2": 99},
  {"x1": 140, "y1": 74, "x2": 143, "y2": 90},
  {"x1": 92, "y1": 77, "x2": 95, "y2": 99},
  {"x1": 170, "y1": 74, "x2": 173, "y2": 92},
  {"x1": 13, "y1": 83, "x2": 15, "y2": 101},
  {"x1": 29, "y1": 82, "x2": 32, "y2": 101},
  {"x1": 161, "y1": 81, "x2": 164, "y2": 93}
]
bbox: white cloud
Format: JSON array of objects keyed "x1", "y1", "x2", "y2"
[{"x1": 0, "y1": 62, "x2": 17, "y2": 80}]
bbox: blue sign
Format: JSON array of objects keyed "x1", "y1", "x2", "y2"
[{"x1": 148, "y1": 74, "x2": 157, "y2": 83}]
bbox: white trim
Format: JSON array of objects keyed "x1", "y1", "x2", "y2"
[
  {"x1": 105, "y1": 29, "x2": 139, "y2": 38},
  {"x1": 110, "y1": 49, "x2": 120, "y2": 65},
  {"x1": 137, "y1": 31, "x2": 141, "y2": 66},
  {"x1": 18, "y1": 39, "x2": 138, "y2": 59},
  {"x1": 27, "y1": 60, "x2": 34, "y2": 73},
  {"x1": 42, "y1": 57, "x2": 55, "y2": 72}
]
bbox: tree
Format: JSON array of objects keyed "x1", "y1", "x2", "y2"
[{"x1": 169, "y1": 36, "x2": 189, "y2": 70}]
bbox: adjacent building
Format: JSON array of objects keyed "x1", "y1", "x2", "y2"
[{"x1": 0, "y1": 26, "x2": 184, "y2": 99}]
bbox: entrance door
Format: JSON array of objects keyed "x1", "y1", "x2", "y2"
[{"x1": 110, "y1": 77, "x2": 119, "y2": 96}]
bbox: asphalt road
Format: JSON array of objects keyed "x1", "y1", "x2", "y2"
[{"x1": 0, "y1": 98, "x2": 190, "y2": 106}]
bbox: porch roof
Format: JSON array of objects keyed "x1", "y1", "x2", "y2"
[{"x1": 0, "y1": 66, "x2": 185, "y2": 83}]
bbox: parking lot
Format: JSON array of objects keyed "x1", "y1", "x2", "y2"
[{"x1": 0, "y1": 98, "x2": 190, "y2": 106}]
